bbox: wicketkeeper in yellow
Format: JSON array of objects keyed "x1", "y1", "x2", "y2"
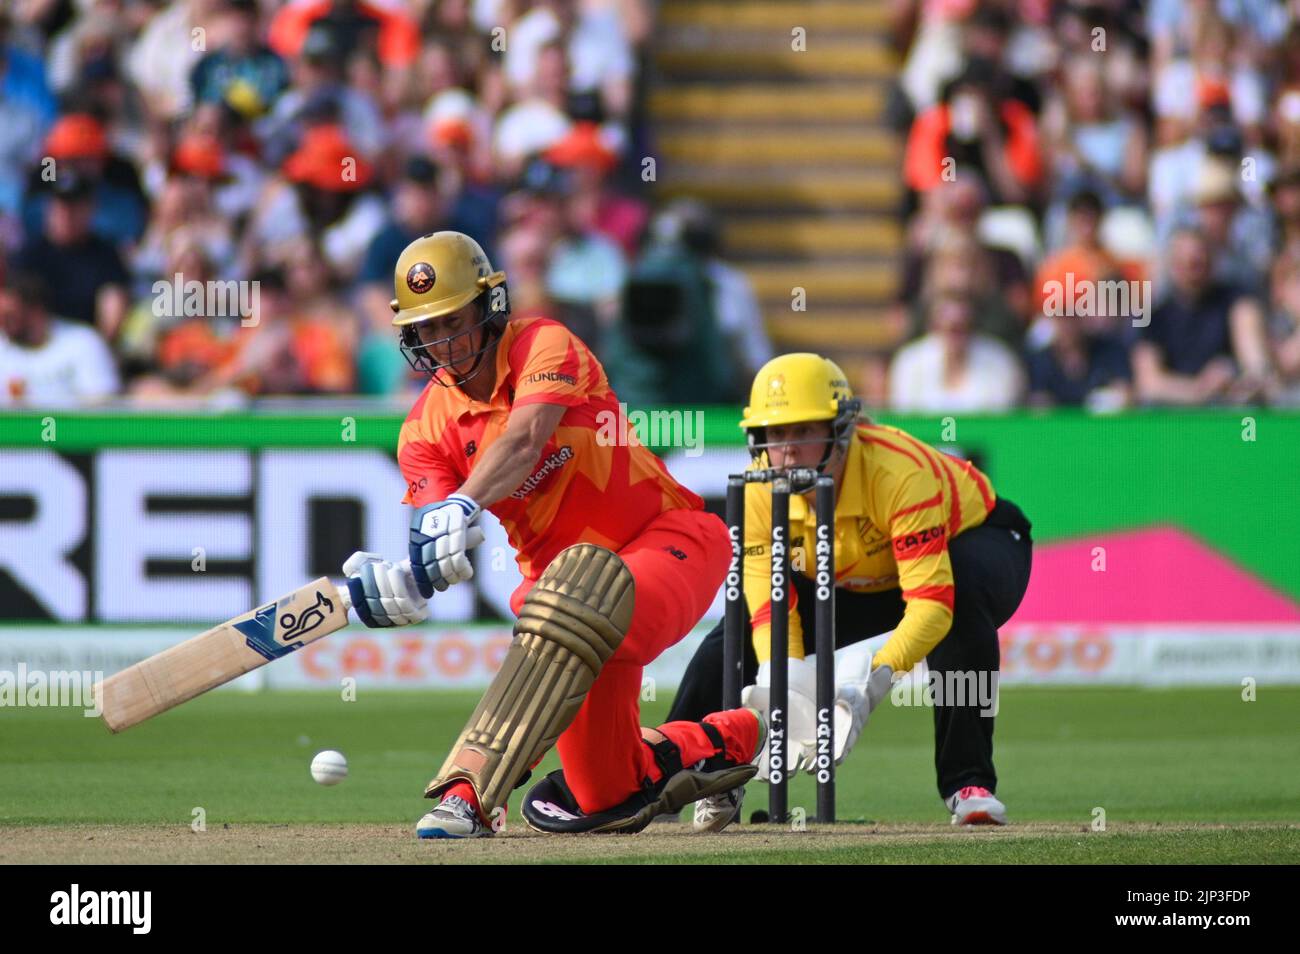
[{"x1": 671, "y1": 353, "x2": 1034, "y2": 830}]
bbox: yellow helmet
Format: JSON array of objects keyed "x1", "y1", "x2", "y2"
[
  {"x1": 390, "y1": 231, "x2": 508, "y2": 326},
  {"x1": 740, "y1": 353, "x2": 862, "y2": 470},
  {"x1": 741, "y1": 353, "x2": 854, "y2": 428}
]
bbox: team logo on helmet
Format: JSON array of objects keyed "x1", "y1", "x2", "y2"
[{"x1": 406, "y1": 262, "x2": 436, "y2": 295}]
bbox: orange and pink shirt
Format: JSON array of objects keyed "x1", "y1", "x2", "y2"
[{"x1": 397, "y1": 317, "x2": 704, "y2": 580}]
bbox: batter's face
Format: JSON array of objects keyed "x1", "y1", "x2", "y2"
[{"x1": 413, "y1": 299, "x2": 491, "y2": 379}]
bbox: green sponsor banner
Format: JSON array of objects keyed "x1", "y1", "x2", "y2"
[
  {"x1": 0, "y1": 408, "x2": 740, "y2": 450},
  {"x1": 877, "y1": 411, "x2": 1300, "y2": 602},
  {"x1": 3, "y1": 409, "x2": 1298, "y2": 598}
]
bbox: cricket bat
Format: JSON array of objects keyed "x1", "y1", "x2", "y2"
[{"x1": 95, "y1": 578, "x2": 354, "y2": 733}]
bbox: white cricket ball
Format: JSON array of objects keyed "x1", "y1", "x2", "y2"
[{"x1": 310, "y1": 749, "x2": 348, "y2": 785}]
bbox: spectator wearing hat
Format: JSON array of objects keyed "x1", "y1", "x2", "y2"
[
  {"x1": 1134, "y1": 227, "x2": 1272, "y2": 405},
  {"x1": 1184, "y1": 159, "x2": 1274, "y2": 297},
  {"x1": 1032, "y1": 189, "x2": 1124, "y2": 328},
  {"x1": 418, "y1": 46, "x2": 479, "y2": 132},
  {"x1": 248, "y1": 123, "x2": 386, "y2": 282},
  {"x1": 1148, "y1": 100, "x2": 1275, "y2": 242},
  {"x1": 268, "y1": 0, "x2": 419, "y2": 71},
  {"x1": 1152, "y1": 13, "x2": 1268, "y2": 146},
  {"x1": 23, "y1": 112, "x2": 148, "y2": 246},
  {"x1": 132, "y1": 133, "x2": 238, "y2": 287},
  {"x1": 256, "y1": 20, "x2": 385, "y2": 163},
  {"x1": 424, "y1": 87, "x2": 503, "y2": 256},
  {"x1": 13, "y1": 170, "x2": 130, "y2": 340},
  {"x1": 544, "y1": 121, "x2": 644, "y2": 258},
  {"x1": 493, "y1": 159, "x2": 622, "y2": 349},
  {"x1": 175, "y1": 105, "x2": 268, "y2": 223},
  {"x1": 190, "y1": 0, "x2": 289, "y2": 121},
  {"x1": 0, "y1": 269, "x2": 120, "y2": 406},
  {"x1": 358, "y1": 157, "x2": 447, "y2": 305}
]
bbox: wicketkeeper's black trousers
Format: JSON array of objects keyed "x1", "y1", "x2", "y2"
[{"x1": 666, "y1": 497, "x2": 1034, "y2": 801}]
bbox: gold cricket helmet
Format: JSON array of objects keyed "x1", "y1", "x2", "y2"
[{"x1": 390, "y1": 231, "x2": 507, "y2": 326}]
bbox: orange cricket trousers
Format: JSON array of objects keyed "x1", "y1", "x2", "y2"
[{"x1": 513, "y1": 506, "x2": 742, "y2": 814}]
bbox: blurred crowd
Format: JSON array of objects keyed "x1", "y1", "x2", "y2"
[
  {"x1": 5, "y1": 0, "x2": 1300, "y2": 412},
  {"x1": 880, "y1": 0, "x2": 1300, "y2": 410},
  {"x1": 0, "y1": 0, "x2": 772, "y2": 407}
]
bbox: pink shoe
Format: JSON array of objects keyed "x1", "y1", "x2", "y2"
[{"x1": 945, "y1": 785, "x2": 1008, "y2": 825}]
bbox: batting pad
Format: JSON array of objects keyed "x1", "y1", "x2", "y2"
[{"x1": 424, "y1": 543, "x2": 635, "y2": 816}]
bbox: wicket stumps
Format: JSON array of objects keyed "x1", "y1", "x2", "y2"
[{"x1": 724, "y1": 469, "x2": 836, "y2": 823}]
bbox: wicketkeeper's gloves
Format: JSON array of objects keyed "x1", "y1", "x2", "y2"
[{"x1": 828, "y1": 664, "x2": 895, "y2": 768}]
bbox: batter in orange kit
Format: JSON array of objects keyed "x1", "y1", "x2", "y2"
[{"x1": 339, "y1": 231, "x2": 763, "y2": 837}]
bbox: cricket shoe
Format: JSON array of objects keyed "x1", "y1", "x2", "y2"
[
  {"x1": 945, "y1": 786, "x2": 1007, "y2": 826},
  {"x1": 692, "y1": 707, "x2": 766, "y2": 833},
  {"x1": 692, "y1": 782, "x2": 745, "y2": 833},
  {"x1": 522, "y1": 708, "x2": 764, "y2": 835},
  {"x1": 416, "y1": 795, "x2": 493, "y2": 839}
]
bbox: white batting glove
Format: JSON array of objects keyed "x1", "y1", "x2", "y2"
[
  {"x1": 342, "y1": 552, "x2": 428, "y2": 628},
  {"x1": 408, "y1": 493, "x2": 486, "y2": 597}
]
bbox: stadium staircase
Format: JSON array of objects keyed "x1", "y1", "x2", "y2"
[{"x1": 649, "y1": 1, "x2": 903, "y2": 381}]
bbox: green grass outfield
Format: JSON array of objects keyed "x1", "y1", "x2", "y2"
[{"x1": 1, "y1": 686, "x2": 1297, "y2": 863}]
